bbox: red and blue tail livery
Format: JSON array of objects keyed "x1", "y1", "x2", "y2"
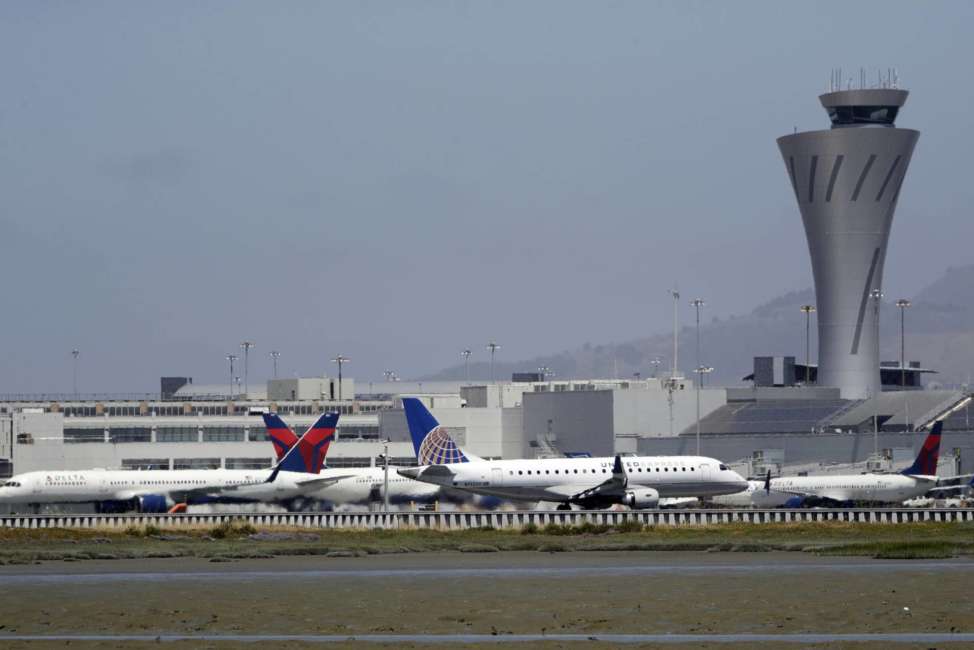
[
  {"x1": 271, "y1": 412, "x2": 339, "y2": 474},
  {"x1": 261, "y1": 413, "x2": 300, "y2": 461},
  {"x1": 402, "y1": 397, "x2": 478, "y2": 465},
  {"x1": 901, "y1": 420, "x2": 942, "y2": 477}
]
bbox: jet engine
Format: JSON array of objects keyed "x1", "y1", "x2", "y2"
[
  {"x1": 621, "y1": 487, "x2": 660, "y2": 509},
  {"x1": 136, "y1": 494, "x2": 174, "y2": 513}
]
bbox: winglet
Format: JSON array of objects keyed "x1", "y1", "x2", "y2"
[{"x1": 901, "y1": 420, "x2": 943, "y2": 477}]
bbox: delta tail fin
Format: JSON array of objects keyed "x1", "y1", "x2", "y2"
[
  {"x1": 901, "y1": 420, "x2": 943, "y2": 477},
  {"x1": 401, "y1": 397, "x2": 481, "y2": 464},
  {"x1": 261, "y1": 413, "x2": 301, "y2": 461},
  {"x1": 275, "y1": 412, "x2": 339, "y2": 475}
]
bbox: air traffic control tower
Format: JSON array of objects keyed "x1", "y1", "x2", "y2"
[{"x1": 778, "y1": 78, "x2": 919, "y2": 399}]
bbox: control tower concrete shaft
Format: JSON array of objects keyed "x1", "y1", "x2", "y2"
[{"x1": 777, "y1": 88, "x2": 919, "y2": 399}]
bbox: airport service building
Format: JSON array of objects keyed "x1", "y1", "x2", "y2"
[{"x1": 2, "y1": 373, "x2": 971, "y2": 490}]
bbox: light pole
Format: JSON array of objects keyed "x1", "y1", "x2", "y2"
[
  {"x1": 71, "y1": 349, "x2": 80, "y2": 398},
  {"x1": 538, "y1": 366, "x2": 550, "y2": 382},
  {"x1": 240, "y1": 341, "x2": 255, "y2": 398},
  {"x1": 460, "y1": 349, "x2": 472, "y2": 384},
  {"x1": 896, "y1": 298, "x2": 912, "y2": 432},
  {"x1": 690, "y1": 298, "x2": 705, "y2": 382},
  {"x1": 669, "y1": 289, "x2": 680, "y2": 378},
  {"x1": 226, "y1": 354, "x2": 238, "y2": 400},
  {"x1": 694, "y1": 366, "x2": 713, "y2": 456},
  {"x1": 895, "y1": 299, "x2": 911, "y2": 388},
  {"x1": 650, "y1": 356, "x2": 662, "y2": 379},
  {"x1": 270, "y1": 351, "x2": 281, "y2": 379},
  {"x1": 486, "y1": 342, "x2": 500, "y2": 383},
  {"x1": 331, "y1": 355, "x2": 350, "y2": 401},
  {"x1": 382, "y1": 439, "x2": 390, "y2": 511},
  {"x1": 870, "y1": 289, "x2": 883, "y2": 452},
  {"x1": 800, "y1": 305, "x2": 816, "y2": 384}
]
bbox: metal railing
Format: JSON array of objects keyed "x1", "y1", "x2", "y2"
[{"x1": 2, "y1": 508, "x2": 972, "y2": 530}]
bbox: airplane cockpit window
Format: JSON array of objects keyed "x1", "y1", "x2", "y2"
[
  {"x1": 719, "y1": 464, "x2": 729, "y2": 471},
  {"x1": 3, "y1": 481, "x2": 21, "y2": 487}
]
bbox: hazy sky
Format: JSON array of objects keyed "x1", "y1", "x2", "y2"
[{"x1": 2, "y1": 1, "x2": 973, "y2": 393}]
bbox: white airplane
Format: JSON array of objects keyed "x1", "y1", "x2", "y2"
[
  {"x1": 0, "y1": 413, "x2": 341, "y2": 514},
  {"x1": 711, "y1": 421, "x2": 944, "y2": 508},
  {"x1": 241, "y1": 412, "x2": 442, "y2": 508},
  {"x1": 397, "y1": 398, "x2": 747, "y2": 510}
]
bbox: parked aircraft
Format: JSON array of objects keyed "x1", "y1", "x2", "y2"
[
  {"x1": 250, "y1": 412, "x2": 442, "y2": 508},
  {"x1": 0, "y1": 412, "x2": 340, "y2": 513},
  {"x1": 397, "y1": 398, "x2": 747, "y2": 509},
  {"x1": 711, "y1": 421, "x2": 944, "y2": 507}
]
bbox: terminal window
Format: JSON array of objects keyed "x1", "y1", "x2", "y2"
[
  {"x1": 202, "y1": 427, "x2": 246, "y2": 442},
  {"x1": 225, "y1": 457, "x2": 273, "y2": 469},
  {"x1": 121, "y1": 458, "x2": 169, "y2": 470},
  {"x1": 156, "y1": 427, "x2": 198, "y2": 443},
  {"x1": 109, "y1": 427, "x2": 152, "y2": 443},
  {"x1": 173, "y1": 458, "x2": 220, "y2": 470},
  {"x1": 64, "y1": 428, "x2": 105, "y2": 444}
]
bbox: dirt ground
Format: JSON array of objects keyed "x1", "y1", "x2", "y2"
[{"x1": 1, "y1": 552, "x2": 973, "y2": 648}]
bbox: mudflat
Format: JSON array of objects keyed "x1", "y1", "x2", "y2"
[
  {"x1": 1, "y1": 552, "x2": 973, "y2": 649},
  {"x1": 3, "y1": 522, "x2": 974, "y2": 647}
]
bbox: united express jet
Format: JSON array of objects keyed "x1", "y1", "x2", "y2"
[{"x1": 397, "y1": 398, "x2": 747, "y2": 510}]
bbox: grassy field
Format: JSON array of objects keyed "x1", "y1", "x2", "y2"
[{"x1": 2, "y1": 519, "x2": 974, "y2": 562}]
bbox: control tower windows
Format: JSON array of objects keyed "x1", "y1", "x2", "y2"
[{"x1": 828, "y1": 105, "x2": 899, "y2": 127}]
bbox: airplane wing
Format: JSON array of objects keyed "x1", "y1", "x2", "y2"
[
  {"x1": 294, "y1": 474, "x2": 356, "y2": 489},
  {"x1": 568, "y1": 456, "x2": 628, "y2": 504},
  {"x1": 935, "y1": 473, "x2": 974, "y2": 488}
]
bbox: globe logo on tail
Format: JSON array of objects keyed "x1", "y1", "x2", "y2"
[{"x1": 418, "y1": 426, "x2": 468, "y2": 465}]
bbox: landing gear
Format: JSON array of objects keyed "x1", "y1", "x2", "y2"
[{"x1": 556, "y1": 503, "x2": 572, "y2": 511}]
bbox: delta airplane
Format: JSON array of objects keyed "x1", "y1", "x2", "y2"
[
  {"x1": 710, "y1": 421, "x2": 944, "y2": 508},
  {"x1": 0, "y1": 413, "x2": 340, "y2": 513},
  {"x1": 242, "y1": 412, "x2": 442, "y2": 507},
  {"x1": 397, "y1": 398, "x2": 747, "y2": 509}
]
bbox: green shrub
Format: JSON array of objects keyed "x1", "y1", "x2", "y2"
[
  {"x1": 144, "y1": 524, "x2": 161, "y2": 537},
  {"x1": 613, "y1": 519, "x2": 644, "y2": 534},
  {"x1": 542, "y1": 523, "x2": 573, "y2": 536},
  {"x1": 576, "y1": 521, "x2": 611, "y2": 535},
  {"x1": 520, "y1": 523, "x2": 539, "y2": 535},
  {"x1": 210, "y1": 519, "x2": 257, "y2": 539}
]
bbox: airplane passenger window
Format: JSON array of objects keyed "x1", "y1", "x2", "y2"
[{"x1": 518, "y1": 471, "x2": 523, "y2": 475}]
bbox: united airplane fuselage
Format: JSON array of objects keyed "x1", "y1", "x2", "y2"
[{"x1": 404, "y1": 455, "x2": 747, "y2": 503}]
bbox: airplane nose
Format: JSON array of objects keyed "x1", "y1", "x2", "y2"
[{"x1": 729, "y1": 470, "x2": 748, "y2": 490}]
